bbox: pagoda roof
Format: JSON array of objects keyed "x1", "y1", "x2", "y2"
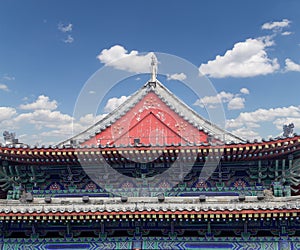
[{"x1": 58, "y1": 80, "x2": 243, "y2": 146}]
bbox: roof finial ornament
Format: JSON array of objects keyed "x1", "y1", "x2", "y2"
[
  {"x1": 150, "y1": 54, "x2": 157, "y2": 83},
  {"x1": 283, "y1": 123, "x2": 294, "y2": 137}
]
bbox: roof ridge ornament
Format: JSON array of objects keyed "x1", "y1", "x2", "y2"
[
  {"x1": 283, "y1": 123, "x2": 294, "y2": 138},
  {"x1": 150, "y1": 54, "x2": 157, "y2": 83}
]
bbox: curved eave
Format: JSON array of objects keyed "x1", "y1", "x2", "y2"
[{"x1": 1, "y1": 136, "x2": 300, "y2": 165}]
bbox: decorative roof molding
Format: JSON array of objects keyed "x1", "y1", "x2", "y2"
[{"x1": 1, "y1": 195, "x2": 300, "y2": 214}]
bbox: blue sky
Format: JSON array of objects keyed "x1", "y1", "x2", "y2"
[{"x1": 1, "y1": 0, "x2": 300, "y2": 145}]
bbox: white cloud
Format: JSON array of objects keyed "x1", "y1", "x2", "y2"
[
  {"x1": 58, "y1": 23, "x2": 73, "y2": 33},
  {"x1": 226, "y1": 105, "x2": 300, "y2": 140},
  {"x1": 78, "y1": 113, "x2": 107, "y2": 127},
  {"x1": 0, "y1": 95, "x2": 110, "y2": 145},
  {"x1": 194, "y1": 88, "x2": 249, "y2": 110},
  {"x1": 281, "y1": 31, "x2": 292, "y2": 36},
  {"x1": 19, "y1": 95, "x2": 58, "y2": 111},
  {"x1": 0, "y1": 84, "x2": 9, "y2": 91},
  {"x1": 97, "y1": 45, "x2": 154, "y2": 73},
  {"x1": 13, "y1": 111, "x2": 106, "y2": 145},
  {"x1": 2, "y1": 75, "x2": 15, "y2": 81},
  {"x1": 230, "y1": 127, "x2": 260, "y2": 140},
  {"x1": 285, "y1": 58, "x2": 300, "y2": 72},
  {"x1": 167, "y1": 73, "x2": 187, "y2": 81},
  {"x1": 199, "y1": 37, "x2": 279, "y2": 78},
  {"x1": 226, "y1": 106, "x2": 300, "y2": 129},
  {"x1": 0, "y1": 107, "x2": 17, "y2": 122},
  {"x1": 194, "y1": 91, "x2": 233, "y2": 108},
  {"x1": 273, "y1": 117, "x2": 300, "y2": 132},
  {"x1": 14, "y1": 109, "x2": 73, "y2": 130},
  {"x1": 63, "y1": 35, "x2": 74, "y2": 44},
  {"x1": 104, "y1": 95, "x2": 129, "y2": 113},
  {"x1": 262, "y1": 19, "x2": 291, "y2": 30},
  {"x1": 240, "y1": 88, "x2": 250, "y2": 95},
  {"x1": 58, "y1": 23, "x2": 74, "y2": 44},
  {"x1": 228, "y1": 97, "x2": 245, "y2": 110}
]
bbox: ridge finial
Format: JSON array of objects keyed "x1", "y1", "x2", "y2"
[{"x1": 150, "y1": 54, "x2": 157, "y2": 82}]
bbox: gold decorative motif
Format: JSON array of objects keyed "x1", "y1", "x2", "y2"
[
  {"x1": 113, "y1": 124, "x2": 124, "y2": 135},
  {"x1": 144, "y1": 97, "x2": 156, "y2": 109},
  {"x1": 156, "y1": 111, "x2": 165, "y2": 121},
  {"x1": 175, "y1": 122, "x2": 187, "y2": 131}
]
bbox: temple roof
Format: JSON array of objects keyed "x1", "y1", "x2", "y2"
[{"x1": 59, "y1": 80, "x2": 243, "y2": 147}]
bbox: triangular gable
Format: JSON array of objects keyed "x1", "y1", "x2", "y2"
[
  {"x1": 58, "y1": 81, "x2": 243, "y2": 147},
  {"x1": 82, "y1": 91, "x2": 213, "y2": 146},
  {"x1": 109, "y1": 111, "x2": 190, "y2": 146}
]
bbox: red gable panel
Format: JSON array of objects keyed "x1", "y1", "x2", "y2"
[{"x1": 82, "y1": 92, "x2": 209, "y2": 146}]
